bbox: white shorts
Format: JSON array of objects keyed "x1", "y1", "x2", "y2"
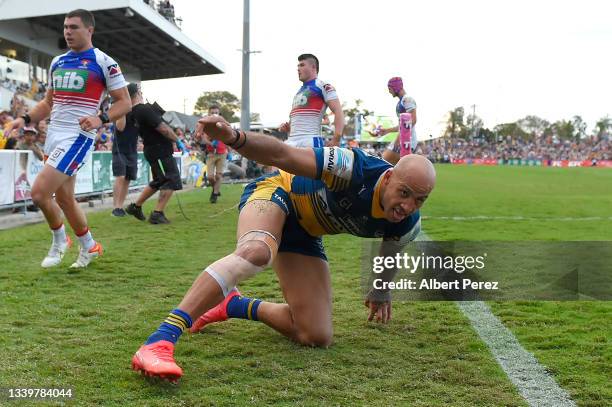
[
  {"x1": 285, "y1": 136, "x2": 325, "y2": 148},
  {"x1": 45, "y1": 132, "x2": 94, "y2": 176}
]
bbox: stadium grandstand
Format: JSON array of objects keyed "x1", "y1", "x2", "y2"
[{"x1": 0, "y1": 0, "x2": 224, "y2": 210}]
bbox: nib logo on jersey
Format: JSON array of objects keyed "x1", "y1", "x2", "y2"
[{"x1": 53, "y1": 69, "x2": 88, "y2": 93}]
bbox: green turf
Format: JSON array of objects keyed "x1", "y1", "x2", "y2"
[
  {"x1": 0, "y1": 165, "x2": 610, "y2": 406},
  {"x1": 426, "y1": 165, "x2": 612, "y2": 406}
]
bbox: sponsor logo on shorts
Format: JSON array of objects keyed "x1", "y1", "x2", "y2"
[{"x1": 49, "y1": 147, "x2": 65, "y2": 163}]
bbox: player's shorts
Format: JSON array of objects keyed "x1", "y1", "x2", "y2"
[
  {"x1": 285, "y1": 136, "x2": 325, "y2": 148},
  {"x1": 145, "y1": 153, "x2": 182, "y2": 191},
  {"x1": 45, "y1": 132, "x2": 94, "y2": 176},
  {"x1": 238, "y1": 171, "x2": 327, "y2": 260},
  {"x1": 112, "y1": 151, "x2": 138, "y2": 180},
  {"x1": 206, "y1": 152, "x2": 227, "y2": 178}
]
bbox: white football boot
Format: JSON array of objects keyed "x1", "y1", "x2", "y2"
[
  {"x1": 70, "y1": 242, "x2": 103, "y2": 268},
  {"x1": 41, "y1": 236, "x2": 73, "y2": 268}
]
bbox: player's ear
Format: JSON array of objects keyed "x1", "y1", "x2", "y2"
[{"x1": 383, "y1": 169, "x2": 393, "y2": 184}]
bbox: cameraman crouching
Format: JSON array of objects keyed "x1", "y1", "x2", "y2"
[{"x1": 122, "y1": 83, "x2": 187, "y2": 224}]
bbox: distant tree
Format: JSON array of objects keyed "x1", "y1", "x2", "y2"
[
  {"x1": 342, "y1": 99, "x2": 373, "y2": 138},
  {"x1": 594, "y1": 115, "x2": 611, "y2": 140},
  {"x1": 478, "y1": 127, "x2": 495, "y2": 142},
  {"x1": 250, "y1": 112, "x2": 261, "y2": 122},
  {"x1": 444, "y1": 107, "x2": 467, "y2": 138},
  {"x1": 571, "y1": 115, "x2": 587, "y2": 140},
  {"x1": 494, "y1": 122, "x2": 528, "y2": 139},
  {"x1": 517, "y1": 115, "x2": 550, "y2": 139},
  {"x1": 193, "y1": 91, "x2": 240, "y2": 122},
  {"x1": 553, "y1": 119, "x2": 575, "y2": 140},
  {"x1": 465, "y1": 113, "x2": 483, "y2": 139}
]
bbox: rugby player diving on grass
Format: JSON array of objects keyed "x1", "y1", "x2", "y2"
[{"x1": 132, "y1": 115, "x2": 436, "y2": 381}]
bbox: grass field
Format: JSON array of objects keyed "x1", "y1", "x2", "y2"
[{"x1": 0, "y1": 165, "x2": 610, "y2": 406}]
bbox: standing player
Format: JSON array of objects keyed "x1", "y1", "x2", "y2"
[
  {"x1": 370, "y1": 77, "x2": 417, "y2": 164},
  {"x1": 4, "y1": 9, "x2": 131, "y2": 267},
  {"x1": 203, "y1": 105, "x2": 227, "y2": 203},
  {"x1": 131, "y1": 115, "x2": 435, "y2": 381},
  {"x1": 279, "y1": 54, "x2": 345, "y2": 147}
]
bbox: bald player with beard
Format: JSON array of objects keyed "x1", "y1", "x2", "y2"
[{"x1": 132, "y1": 115, "x2": 436, "y2": 381}]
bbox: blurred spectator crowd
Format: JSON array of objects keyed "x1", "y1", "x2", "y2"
[
  {"x1": 417, "y1": 136, "x2": 610, "y2": 163},
  {"x1": 143, "y1": 0, "x2": 182, "y2": 27}
]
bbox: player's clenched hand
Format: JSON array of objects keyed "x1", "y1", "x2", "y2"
[
  {"x1": 78, "y1": 115, "x2": 102, "y2": 131},
  {"x1": 279, "y1": 121, "x2": 290, "y2": 133},
  {"x1": 196, "y1": 116, "x2": 234, "y2": 144},
  {"x1": 4, "y1": 117, "x2": 25, "y2": 134},
  {"x1": 364, "y1": 298, "x2": 392, "y2": 324}
]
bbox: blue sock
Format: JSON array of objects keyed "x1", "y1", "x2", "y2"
[
  {"x1": 226, "y1": 295, "x2": 262, "y2": 321},
  {"x1": 145, "y1": 308, "x2": 193, "y2": 345}
]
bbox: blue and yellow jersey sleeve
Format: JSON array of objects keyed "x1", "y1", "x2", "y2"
[
  {"x1": 314, "y1": 147, "x2": 391, "y2": 192},
  {"x1": 314, "y1": 147, "x2": 355, "y2": 191}
]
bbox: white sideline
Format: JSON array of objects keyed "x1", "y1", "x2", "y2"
[
  {"x1": 457, "y1": 301, "x2": 576, "y2": 407},
  {"x1": 422, "y1": 215, "x2": 611, "y2": 221},
  {"x1": 416, "y1": 233, "x2": 576, "y2": 407}
]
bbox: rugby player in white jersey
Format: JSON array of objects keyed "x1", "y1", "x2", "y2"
[
  {"x1": 5, "y1": 9, "x2": 131, "y2": 268},
  {"x1": 370, "y1": 77, "x2": 418, "y2": 165},
  {"x1": 279, "y1": 54, "x2": 345, "y2": 147}
]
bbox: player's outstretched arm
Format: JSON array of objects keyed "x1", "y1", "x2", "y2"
[{"x1": 197, "y1": 116, "x2": 317, "y2": 178}]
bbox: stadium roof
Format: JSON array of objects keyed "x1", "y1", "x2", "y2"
[{"x1": 0, "y1": 0, "x2": 224, "y2": 80}]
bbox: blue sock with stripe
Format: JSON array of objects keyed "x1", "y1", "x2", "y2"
[
  {"x1": 145, "y1": 309, "x2": 192, "y2": 345},
  {"x1": 226, "y1": 295, "x2": 262, "y2": 321}
]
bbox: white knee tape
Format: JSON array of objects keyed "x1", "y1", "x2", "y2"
[
  {"x1": 205, "y1": 254, "x2": 263, "y2": 297},
  {"x1": 237, "y1": 229, "x2": 279, "y2": 267}
]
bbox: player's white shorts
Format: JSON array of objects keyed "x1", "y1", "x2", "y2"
[
  {"x1": 386, "y1": 137, "x2": 401, "y2": 154},
  {"x1": 285, "y1": 136, "x2": 325, "y2": 148},
  {"x1": 44, "y1": 132, "x2": 94, "y2": 176}
]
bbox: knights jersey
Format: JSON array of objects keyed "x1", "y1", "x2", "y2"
[
  {"x1": 289, "y1": 78, "x2": 338, "y2": 139},
  {"x1": 271, "y1": 147, "x2": 421, "y2": 243},
  {"x1": 396, "y1": 95, "x2": 416, "y2": 117},
  {"x1": 396, "y1": 95, "x2": 417, "y2": 149},
  {"x1": 48, "y1": 48, "x2": 126, "y2": 137}
]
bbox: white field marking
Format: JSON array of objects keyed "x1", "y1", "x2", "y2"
[
  {"x1": 422, "y1": 215, "x2": 612, "y2": 221},
  {"x1": 457, "y1": 301, "x2": 576, "y2": 407},
  {"x1": 415, "y1": 233, "x2": 576, "y2": 407}
]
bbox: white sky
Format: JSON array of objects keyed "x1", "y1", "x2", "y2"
[{"x1": 141, "y1": 0, "x2": 612, "y2": 138}]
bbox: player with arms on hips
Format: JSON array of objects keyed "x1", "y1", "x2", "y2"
[
  {"x1": 4, "y1": 9, "x2": 131, "y2": 268},
  {"x1": 370, "y1": 77, "x2": 417, "y2": 164},
  {"x1": 279, "y1": 54, "x2": 345, "y2": 147},
  {"x1": 131, "y1": 115, "x2": 436, "y2": 382}
]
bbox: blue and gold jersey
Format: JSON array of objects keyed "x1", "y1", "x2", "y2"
[{"x1": 241, "y1": 147, "x2": 420, "y2": 244}]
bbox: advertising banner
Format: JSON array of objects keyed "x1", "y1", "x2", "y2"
[
  {"x1": 92, "y1": 152, "x2": 114, "y2": 192},
  {"x1": 75, "y1": 156, "x2": 93, "y2": 195},
  {"x1": 0, "y1": 151, "x2": 16, "y2": 205}
]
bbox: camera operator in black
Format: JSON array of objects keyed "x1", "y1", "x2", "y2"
[{"x1": 123, "y1": 83, "x2": 182, "y2": 224}]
